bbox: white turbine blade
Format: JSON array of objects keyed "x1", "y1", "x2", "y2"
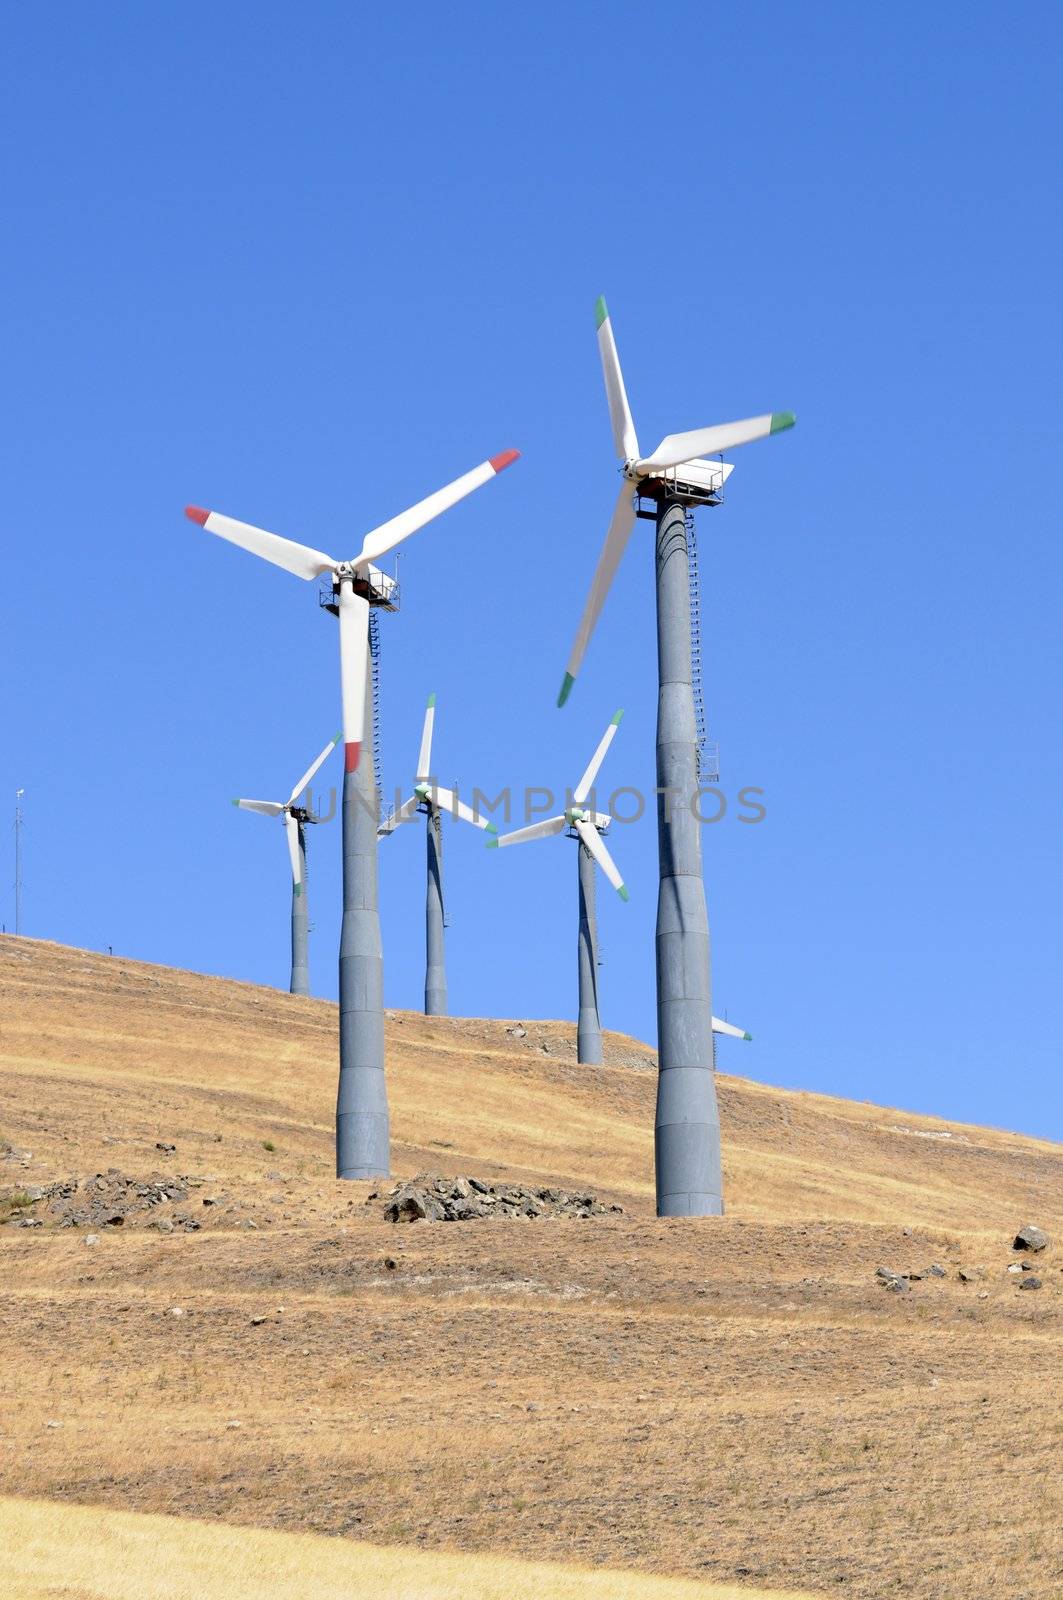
[
  {"x1": 595, "y1": 295, "x2": 639, "y2": 462},
  {"x1": 283, "y1": 811, "x2": 304, "y2": 895},
  {"x1": 337, "y1": 582, "x2": 370, "y2": 772},
  {"x1": 574, "y1": 817, "x2": 628, "y2": 900},
  {"x1": 416, "y1": 693, "x2": 437, "y2": 781},
  {"x1": 573, "y1": 708, "x2": 624, "y2": 805},
  {"x1": 557, "y1": 483, "x2": 636, "y2": 707},
  {"x1": 431, "y1": 786, "x2": 498, "y2": 835},
  {"x1": 636, "y1": 412, "x2": 796, "y2": 475},
  {"x1": 185, "y1": 507, "x2": 338, "y2": 581},
  {"x1": 490, "y1": 815, "x2": 567, "y2": 849},
  {"x1": 378, "y1": 794, "x2": 420, "y2": 837},
  {"x1": 232, "y1": 798, "x2": 285, "y2": 817},
  {"x1": 287, "y1": 731, "x2": 342, "y2": 806},
  {"x1": 352, "y1": 450, "x2": 520, "y2": 569},
  {"x1": 712, "y1": 1016, "x2": 753, "y2": 1041}
]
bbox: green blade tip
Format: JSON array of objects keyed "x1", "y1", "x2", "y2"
[
  {"x1": 594, "y1": 295, "x2": 608, "y2": 330},
  {"x1": 557, "y1": 672, "x2": 575, "y2": 708},
  {"x1": 743, "y1": 1032, "x2": 753, "y2": 1042},
  {"x1": 293, "y1": 884, "x2": 302, "y2": 897},
  {"x1": 485, "y1": 836, "x2": 499, "y2": 849},
  {"x1": 426, "y1": 692, "x2": 436, "y2": 708},
  {"x1": 770, "y1": 411, "x2": 796, "y2": 434},
  {"x1": 485, "y1": 822, "x2": 498, "y2": 835},
  {"x1": 611, "y1": 708, "x2": 624, "y2": 725},
  {"x1": 332, "y1": 730, "x2": 342, "y2": 744},
  {"x1": 231, "y1": 799, "x2": 240, "y2": 807},
  {"x1": 617, "y1": 885, "x2": 629, "y2": 902}
]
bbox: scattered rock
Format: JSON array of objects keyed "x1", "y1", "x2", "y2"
[
  {"x1": 383, "y1": 1174, "x2": 613, "y2": 1224},
  {"x1": 505, "y1": 1024, "x2": 527, "y2": 1039},
  {"x1": 926, "y1": 1264, "x2": 947, "y2": 1278},
  {"x1": 169, "y1": 1307, "x2": 185, "y2": 1318},
  {"x1": 84, "y1": 1234, "x2": 100, "y2": 1247},
  {"x1": 155, "y1": 1143, "x2": 176, "y2": 1154},
  {"x1": 225, "y1": 1420, "x2": 243, "y2": 1429},
  {"x1": 29, "y1": 1170, "x2": 195, "y2": 1231},
  {"x1": 385, "y1": 1188, "x2": 445, "y2": 1224},
  {"x1": 250, "y1": 1315, "x2": 268, "y2": 1326},
  {"x1": 1017, "y1": 1276, "x2": 1042, "y2": 1291},
  {"x1": 1007, "y1": 1264, "x2": 1024, "y2": 1275},
  {"x1": 958, "y1": 1268, "x2": 980, "y2": 1283},
  {"x1": 1013, "y1": 1224, "x2": 1049, "y2": 1253}
]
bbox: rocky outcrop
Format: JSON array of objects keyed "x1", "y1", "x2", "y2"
[{"x1": 383, "y1": 1173, "x2": 623, "y2": 1223}]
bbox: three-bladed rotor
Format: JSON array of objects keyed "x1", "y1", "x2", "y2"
[
  {"x1": 378, "y1": 693, "x2": 498, "y2": 839},
  {"x1": 490, "y1": 709, "x2": 629, "y2": 900},
  {"x1": 187, "y1": 449, "x2": 519, "y2": 773},
  {"x1": 557, "y1": 297, "x2": 795, "y2": 706},
  {"x1": 232, "y1": 732, "x2": 340, "y2": 896}
]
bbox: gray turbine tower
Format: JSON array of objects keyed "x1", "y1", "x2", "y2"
[
  {"x1": 232, "y1": 732, "x2": 340, "y2": 995},
  {"x1": 379, "y1": 692, "x2": 499, "y2": 1015},
  {"x1": 556, "y1": 297, "x2": 794, "y2": 1216},
  {"x1": 185, "y1": 446, "x2": 518, "y2": 1179},
  {"x1": 491, "y1": 709, "x2": 629, "y2": 1065}
]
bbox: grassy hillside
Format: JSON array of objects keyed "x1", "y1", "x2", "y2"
[
  {"x1": 1, "y1": 937, "x2": 1061, "y2": 1600},
  {"x1": 2, "y1": 937, "x2": 1059, "y2": 1233}
]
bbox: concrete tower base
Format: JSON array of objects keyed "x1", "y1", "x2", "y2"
[
  {"x1": 652, "y1": 499, "x2": 723, "y2": 1216},
  {"x1": 336, "y1": 671, "x2": 389, "y2": 1179}
]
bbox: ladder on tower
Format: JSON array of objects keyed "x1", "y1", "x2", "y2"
[
  {"x1": 685, "y1": 508, "x2": 719, "y2": 783},
  {"x1": 368, "y1": 609, "x2": 384, "y2": 813}
]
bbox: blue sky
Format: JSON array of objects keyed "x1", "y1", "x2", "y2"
[{"x1": 2, "y1": 3, "x2": 1060, "y2": 1140}]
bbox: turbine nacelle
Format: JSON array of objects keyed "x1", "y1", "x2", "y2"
[{"x1": 564, "y1": 805, "x2": 610, "y2": 831}]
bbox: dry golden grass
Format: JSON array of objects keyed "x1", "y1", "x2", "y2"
[
  {"x1": 2, "y1": 936, "x2": 1059, "y2": 1235},
  {"x1": 0, "y1": 1496, "x2": 815, "y2": 1600},
  {"x1": 2, "y1": 937, "x2": 1062, "y2": 1600}
]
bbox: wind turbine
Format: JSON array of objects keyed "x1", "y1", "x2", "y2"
[
  {"x1": 379, "y1": 692, "x2": 498, "y2": 1016},
  {"x1": 557, "y1": 297, "x2": 794, "y2": 1217},
  {"x1": 186, "y1": 447, "x2": 519, "y2": 1181},
  {"x1": 491, "y1": 709, "x2": 628, "y2": 1065},
  {"x1": 232, "y1": 732, "x2": 340, "y2": 997}
]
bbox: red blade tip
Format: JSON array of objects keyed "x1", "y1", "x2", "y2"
[
  {"x1": 344, "y1": 742, "x2": 361, "y2": 773},
  {"x1": 185, "y1": 506, "x2": 210, "y2": 526},
  {"x1": 489, "y1": 449, "x2": 520, "y2": 474}
]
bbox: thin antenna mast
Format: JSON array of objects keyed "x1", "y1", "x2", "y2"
[{"x1": 14, "y1": 789, "x2": 24, "y2": 936}]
